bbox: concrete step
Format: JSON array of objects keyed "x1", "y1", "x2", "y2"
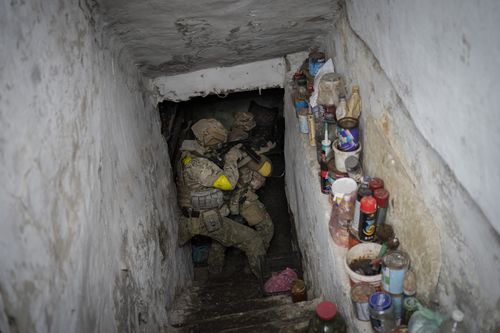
[
  {"x1": 177, "y1": 298, "x2": 320, "y2": 333},
  {"x1": 218, "y1": 317, "x2": 310, "y2": 333}
]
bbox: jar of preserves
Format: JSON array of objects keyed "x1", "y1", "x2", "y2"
[
  {"x1": 291, "y1": 279, "x2": 307, "y2": 303},
  {"x1": 307, "y1": 301, "x2": 346, "y2": 333}
]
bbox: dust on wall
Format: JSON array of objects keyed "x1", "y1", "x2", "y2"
[
  {"x1": 322, "y1": 2, "x2": 500, "y2": 331},
  {"x1": 0, "y1": 0, "x2": 191, "y2": 332}
]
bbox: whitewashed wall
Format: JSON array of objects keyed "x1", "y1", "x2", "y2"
[
  {"x1": 0, "y1": 1, "x2": 191, "y2": 332},
  {"x1": 301, "y1": 1, "x2": 499, "y2": 331},
  {"x1": 152, "y1": 58, "x2": 286, "y2": 102}
]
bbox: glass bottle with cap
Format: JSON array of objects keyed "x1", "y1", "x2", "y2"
[
  {"x1": 374, "y1": 188, "x2": 390, "y2": 228},
  {"x1": 439, "y1": 309, "x2": 465, "y2": 333},
  {"x1": 307, "y1": 301, "x2": 346, "y2": 333},
  {"x1": 369, "y1": 292, "x2": 396, "y2": 333}
]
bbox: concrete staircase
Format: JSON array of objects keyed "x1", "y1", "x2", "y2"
[{"x1": 169, "y1": 272, "x2": 319, "y2": 333}]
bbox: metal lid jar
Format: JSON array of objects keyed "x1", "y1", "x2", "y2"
[{"x1": 369, "y1": 292, "x2": 396, "y2": 333}]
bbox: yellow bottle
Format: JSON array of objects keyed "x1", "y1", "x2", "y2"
[{"x1": 347, "y1": 85, "x2": 361, "y2": 119}]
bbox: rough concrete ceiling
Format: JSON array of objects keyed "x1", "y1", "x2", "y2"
[{"x1": 97, "y1": 0, "x2": 340, "y2": 77}]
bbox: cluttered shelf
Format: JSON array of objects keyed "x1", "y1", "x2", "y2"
[{"x1": 283, "y1": 52, "x2": 464, "y2": 333}]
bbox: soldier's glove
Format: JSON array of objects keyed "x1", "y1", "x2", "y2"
[{"x1": 224, "y1": 145, "x2": 245, "y2": 163}]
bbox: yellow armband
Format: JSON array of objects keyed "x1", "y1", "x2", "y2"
[
  {"x1": 212, "y1": 175, "x2": 234, "y2": 190},
  {"x1": 257, "y1": 160, "x2": 272, "y2": 177}
]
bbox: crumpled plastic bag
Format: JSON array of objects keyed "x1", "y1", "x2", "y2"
[
  {"x1": 264, "y1": 267, "x2": 298, "y2": 294},
  {"x1": 309, "y1": 58, "x2": 335, "y2": 108}
]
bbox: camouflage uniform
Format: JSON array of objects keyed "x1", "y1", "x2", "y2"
[
  {"x1": 226, "y1": 112, "x2": 274, "y2": 251},
  {"x1": 177, "y1": 119, "x2": 266, "y2": 277},
  {"x1": 229, "y1": 166, "x2": 274, "y2": 250}
]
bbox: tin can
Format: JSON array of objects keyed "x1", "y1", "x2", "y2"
[
  {"x1": 382, "y1": 250, "x2": 410, "y2": 294},
  {"x1": 402, "y1": 297, "x2": 418, "y2": 325},
  {"x1": 351, "y1": 283, "x2": 376, "y2": 321},
  {"x1": 298, "y1": 112, "x2": 309, "y2": 134},
  {"x1": 337, "y1": 117, "x2": 359, "y2": 152}
]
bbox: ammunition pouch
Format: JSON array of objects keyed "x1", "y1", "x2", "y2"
[
  {"x1": 240, "y1": 199, "x2": 267, "y2": 227},
  {"x1": 191, "y1": 189, "x2": 224, "y2": 211},
  {"x1": 201, "y1": 209, "x2": 223, "y2": 232}
]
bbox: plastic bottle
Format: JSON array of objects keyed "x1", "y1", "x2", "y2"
[
  {"x1": 321, "y1": 122, "x2": 332, "y2": 157},
  {"x1": 408, "y1": 302, "x2": 443, "y2": 333},
  {"x1": 307, "y1": 301, "x2": 347, "y2": 333},
  {"x1": 347, "y1": 85, "x2": 361, "y2": 119},
  {"x1": 336, "y1": 96, "x2": 348, "y2": 120},
  {"x1": 439, "y1": 310, "x2": 465, "y2": 333}
]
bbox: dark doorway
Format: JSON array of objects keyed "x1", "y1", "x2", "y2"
[{"x1": 158, "y1": 88, "x2": 301, "y2": 281}]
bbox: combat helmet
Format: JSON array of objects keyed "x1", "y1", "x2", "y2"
[
  {"x1": 233, "y1": 111, "x2": 256, "y2": 132},
  {"x1": 191, "y1": 119, "x2": 228, "y2": 147}
]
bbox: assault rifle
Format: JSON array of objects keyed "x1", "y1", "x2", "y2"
[{"x1": 209, "y1": 139, "x2": 262, "y2": 169}]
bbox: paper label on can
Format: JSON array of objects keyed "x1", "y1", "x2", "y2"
[
  {"x1": 382, "y1": 266, "x2": 407, "y2": 294},
  {"x1": 298, "y1": 115, "x2": 309, "y2": 133},
  {"x1": 354, "y1": 302, "x2": 371, "y2": 321},
  {"x1": 337, "y1": 127, "x2": 359, "y2": 151}
]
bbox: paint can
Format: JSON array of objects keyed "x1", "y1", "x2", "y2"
[
  {"x1": 332, "y1": 140, "x2": 362, "y2": 173},
  {"x1": 351, "y1": 283, "x2": 376, "y2": 321},
  {"x1": 298, "y1": 112, "x2": 309, "y2": 134},
  {"x1": 382, "y1": 250, "x2": 410, "y2": 294},
  {"x1": 308, "y1": 51, "x2": 326, "y2": 77},
  {"x1": 337, "y1": 117, "x2": 360, "y2": 152},
  {"x1": 402, "y1": 296, "x2": 418, "y2": 325}
]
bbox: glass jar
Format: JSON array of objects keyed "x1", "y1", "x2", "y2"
[
  {"x1": 369, "y1": 292, "x2": 396, "y2": 333},
  {"x1": 291, "y1": 279, "x2": 307, "y2": 303},
  {"x1": 308, "y1": 301, "x2": 346, "y2": 333}
]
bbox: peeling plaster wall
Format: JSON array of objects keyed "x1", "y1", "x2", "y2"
[
  {"x1": 96, "y1": 0, "x2": 340, "y2": 77},
  {"x1": 314, "y1": 2, "x2": 498, "y2": 331},
  {"x1": 153, "y1": 58, "x2": 286, "y2": 102},
  {"x1": 0, "y1": 1, "x2": 191, "y2": 332}
]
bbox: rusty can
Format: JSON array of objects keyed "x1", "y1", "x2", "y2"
[
  {"x1": 351, "y1": 283, "x2": 376, "y2": 321},
  {"x1": 291, "y1": 279, "x2": 307, "y2": 303},
  {"x1": 402, "y1": 297, "x2": 418, "y2": 325},
  {"x1": 382, "y1": 250, "x2": 410, "y2": 294}
]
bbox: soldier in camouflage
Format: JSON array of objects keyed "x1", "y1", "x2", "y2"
[{"x1": 176, "y1": 118, "x2": 266, "y2": 277}]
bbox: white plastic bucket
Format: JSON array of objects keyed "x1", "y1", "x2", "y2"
[
  {"x1": 333, "y1": 140, "x2": 362, "y2": 172},
  {"x1": 345, "y1": 243, "x2": 382, "y2": 287}
]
